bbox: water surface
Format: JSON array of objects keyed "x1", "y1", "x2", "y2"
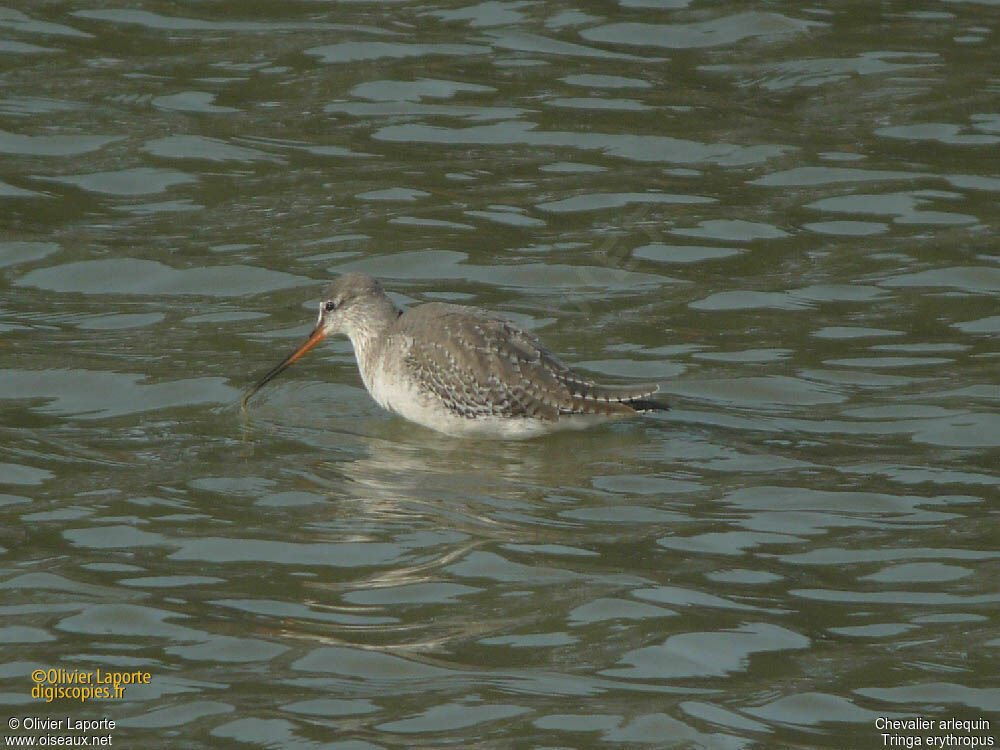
[{"x1": 2, "y1": 1, "x2": 998, "y2": 748}]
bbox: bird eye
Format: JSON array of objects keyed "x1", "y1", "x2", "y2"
[{"x1": 325, "y1": 299, "x2": 339, "y2": 312}]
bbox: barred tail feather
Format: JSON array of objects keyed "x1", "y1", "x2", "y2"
[{"x1": 566, "y1": 381, "x2": 661, "y2": 403}]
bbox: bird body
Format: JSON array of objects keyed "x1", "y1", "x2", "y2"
[{"x1": 243, "y1": 273, "x2": 668, "y2": 439}]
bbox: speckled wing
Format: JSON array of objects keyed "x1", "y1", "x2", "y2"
[{"x1": 398, "y1": 304, "x2": 661, "y2": 421}]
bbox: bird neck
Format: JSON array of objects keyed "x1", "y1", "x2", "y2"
[{"x1": 344, "y1": 294, "x2": 401, "y2": 372}]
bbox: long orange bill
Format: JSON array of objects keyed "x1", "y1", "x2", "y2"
[{"x1": 241, "y1": 325, "x2": 327, "y2": 409}]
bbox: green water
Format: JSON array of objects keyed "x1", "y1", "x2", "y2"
[{"x1": 1, "y1": 1, "x2": 998, "y2": 748}]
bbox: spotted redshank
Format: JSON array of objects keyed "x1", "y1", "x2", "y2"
[{"x1": 242, "y1": 273, "x2": 668, "y2": 438}]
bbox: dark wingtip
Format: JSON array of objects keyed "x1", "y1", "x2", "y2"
[{"x1": 628, "y1": 398, "x2": 670, "y2": 413}]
